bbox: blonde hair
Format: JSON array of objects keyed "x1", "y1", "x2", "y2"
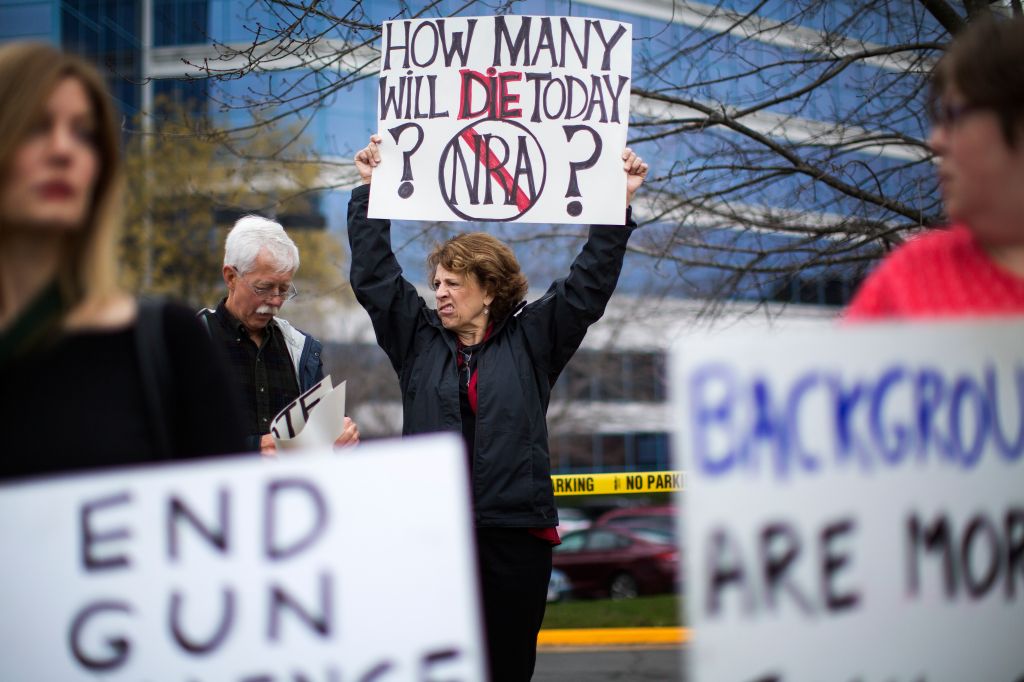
[{"x1": 0, "y1": 42, "x2": 125, "y2": 316}]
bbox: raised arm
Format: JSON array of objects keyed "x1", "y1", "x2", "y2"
[
  {"x1": 624, "y1": 147, "x2": 647, "y2": 209},
  {"x1": 520, "y1": 149, "x2": 649, "y2": 380},
  {"x1": 347, "y1": 135, "x2": 427, "y2": 373}
]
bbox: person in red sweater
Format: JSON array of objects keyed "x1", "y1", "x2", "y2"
[{"x1": 845, "y1": 16, "x2": 1024, "y2": 320}]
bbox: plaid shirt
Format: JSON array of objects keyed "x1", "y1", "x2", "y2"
[{"x1": 209, "y1": 299, "x2": 299, "y2": 439}]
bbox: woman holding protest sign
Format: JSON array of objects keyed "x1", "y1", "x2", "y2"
[
  {"x1": 0, "y1": 43, "x2": 247, "y2": 478},
  {"x1": 845, "y1": 16, "x2": 1024, "y2": 319},
  {"x1": 348, "y1": 133, "x2": 647, "y2": 681}
]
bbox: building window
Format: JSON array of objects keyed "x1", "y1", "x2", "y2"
[
  {"x1": 154, "y1": 0, "x2": 209, "y2": 47},
  {"x1": 0, "y1": 4, "x2": 52, "y2": 39},
  {"x1": 593, "y1": 351, "x2": 627, "y2": 402},
  {"x1": 597, "y1": 434, "x2": 626, "y2": 469},
  {"x1": 631, "y1": 352, "x2": 666, "y2": 402},
  {"x1": 154, "y1": 78, "x2": 209, "y2": 118},
  {"x1": 61, "y1": 0, "x2": 141, "y2": 116},
  {"x1": 551, "y1": 434, "x2": 594, "y2": 472},
  {"x1": 551, "y1": 432, "x2": 671, "y2": 474},
  {"x1": 556, "y1": 351, "x2": 596, "y2": 402},
  {"x1": 555, "y1": 350, "x2": 666, "y2": 404},
  {"x1": 635, "y1": 433, "x2": 670, "y2": 471}
]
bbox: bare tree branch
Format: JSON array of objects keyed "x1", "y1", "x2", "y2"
[{"x1": 134, "y1": 0, "x2": 1016, "y2": 308}]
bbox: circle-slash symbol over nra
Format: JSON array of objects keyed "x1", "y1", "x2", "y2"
[{"x1": 439, "y1": 119, "x2": 546, "y2": 222}]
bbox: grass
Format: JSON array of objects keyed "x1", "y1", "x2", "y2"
[{"x1": 541, "y1": 594, "x2": 683, "y2": 629}]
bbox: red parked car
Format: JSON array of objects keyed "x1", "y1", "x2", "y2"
[
  {"x1": 594, "y1": 504, "x2": 677, "y2": 536},
  {"x1": 552, "y1": 526, "x2": 679, "y2": 600}
]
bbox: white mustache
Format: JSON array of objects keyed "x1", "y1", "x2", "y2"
[{"x1": 256, "y1": 304, "x2": 280, "y2": 315}]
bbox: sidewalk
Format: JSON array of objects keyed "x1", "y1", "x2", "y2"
[{"x1": 538, "y1": 627, "x2": 689, "y2": 648}]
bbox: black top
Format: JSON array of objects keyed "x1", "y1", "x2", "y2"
[
  {"x1": 0, "y1": 302, "x2": 248, "y2": 481},
  {"x1": 205, "y1": 298, "x2": 300, "y2": 440},
  {"x1": 348, "y1": 183, "x2": 635, "y2": 527}
]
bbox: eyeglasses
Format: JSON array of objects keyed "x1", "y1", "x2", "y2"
[
  {"x1": 930, "y1": 100, "x2": 983, "y2": 128},
  {"x1": 232, "y1": 267, "x2": 298, "y2": 301}
]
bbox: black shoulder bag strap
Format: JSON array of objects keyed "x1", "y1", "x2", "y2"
[
  {"x1": 135, "y1": 298, "x2": 173, "y2": 459},
  {"x1": 197, "y1": 308, "x2": 213, "y2": 336}
]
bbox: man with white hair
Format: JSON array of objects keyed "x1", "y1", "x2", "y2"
[{"x1": 199, "y1": 215, "x2": 358, "y2": 454}]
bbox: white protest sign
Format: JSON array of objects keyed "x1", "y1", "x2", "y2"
[
  {"x1": 369, "y1": 15, "x2": 632, "y2": 225},
  {"x1": 0, "y1": 434, "x2": 484, "y2": 681},
  {"x1": 270, "y1": 375, "x2": 346, "y2": 451},
  {"x1": 670, "y1": 320, "x2": 1024, "y2": 682}
]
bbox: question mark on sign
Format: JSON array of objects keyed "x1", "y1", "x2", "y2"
[
  {"x1": 388, "y1": 122, "x2": 425, "y2": 199},
  {"x1": 562, "y1": 125, "x2": 603, "y2": 217}
]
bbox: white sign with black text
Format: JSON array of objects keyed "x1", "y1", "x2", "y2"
[
  {"x1": 271, "y1": 374, "x2": 346, "y2": 451},
  {"x1": 671, "y1": 320, "x2": 1024, "y2": 682},
  {"x1": 369, "y1": 15, "x2": 632, "y2": 225},
  {"x1": 0, "y1": 434, "x2": 484, "y2": 681}
]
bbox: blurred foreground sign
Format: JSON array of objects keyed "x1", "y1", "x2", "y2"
[
  {"x1": 0, "y1": 434, "x2": 484, "y2": 681},
  {"x1": 671, "y1": 320, "x2": 1024, "y2": 682}
]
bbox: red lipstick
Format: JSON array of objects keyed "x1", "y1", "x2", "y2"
[{"x1": 38, "y1": 181, "x2": 74, "y2": 199}]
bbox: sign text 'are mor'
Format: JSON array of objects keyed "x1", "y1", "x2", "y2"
[{"x1": 671, "y1": 320, "x2": 1024, "y2": 682}]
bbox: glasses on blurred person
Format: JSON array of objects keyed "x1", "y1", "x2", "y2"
[{"x1": 929, "y1": 100, "x2": 984, "y2": 128}]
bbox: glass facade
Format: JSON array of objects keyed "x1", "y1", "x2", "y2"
[
  {"x1": 0, "y1": 1, "x2": 54, "y2": 41},
  {"x1": 60, "y1": 0, "x2": 142, "y2": 116},
  {"x1": 153, "y1": 0, "x2": 206, "y2": 46},
  {"x1": 0, "y1": 1, "x2": 143, "y2": 116}
]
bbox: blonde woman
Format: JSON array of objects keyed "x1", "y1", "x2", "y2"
[{"x1": 0, "y1": 43, "x2": 246, "y2": 478}]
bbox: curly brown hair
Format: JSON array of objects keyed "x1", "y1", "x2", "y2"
[{"x1": 426, "y1": 232, "x2": 529, "y2": 323}]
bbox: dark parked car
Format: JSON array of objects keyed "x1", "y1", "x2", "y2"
[{"x1": 553, "y1": 526, "x2": 679, "y2": 600}]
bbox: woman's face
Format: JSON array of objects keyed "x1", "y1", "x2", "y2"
[
  {"x1": 0, "y1": 76, "x2": 100, "y2": 233},
  {"x1": 928, "y1": 87, "x2": 1024, "y2": 244},
  {"x1": 433, "y1": 264, "x2": 493, "y2": 336}
]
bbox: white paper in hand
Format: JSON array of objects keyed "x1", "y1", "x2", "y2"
[{"x1": 270, "y1": 374, "x2": 347, "y2": 451}]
